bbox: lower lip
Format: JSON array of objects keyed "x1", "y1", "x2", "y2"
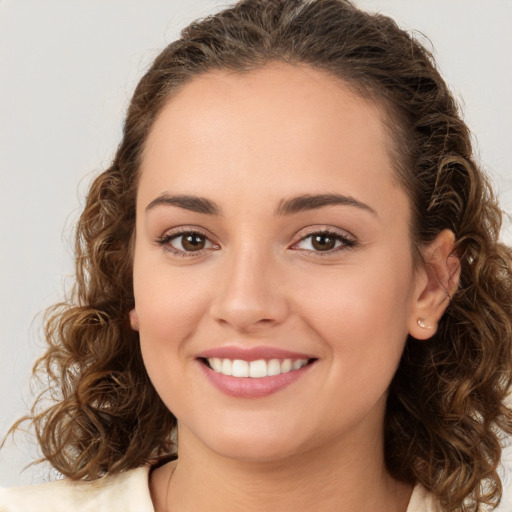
[{"x1": 198, "y1": 360, "x2": 314, "y2": 398}]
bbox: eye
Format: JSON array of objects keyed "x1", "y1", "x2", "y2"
[
  {"x1": 293, "y1": 230, "x2": 356, "y2": 253},
  {"x1": 157, "y1": 230, "x2": 217, "y2": 256}
]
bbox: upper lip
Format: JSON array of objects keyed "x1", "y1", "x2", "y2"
[{"x1": 196, "y1": 346, "x2": 315, "y2": 362}]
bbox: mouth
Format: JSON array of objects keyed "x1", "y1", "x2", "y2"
[
  {"x1": 200, "y1": 357, "x2": 316, "y2": 378},
  {"x1": 196, "y1": 346, "x2": 317, "y2": 398}
]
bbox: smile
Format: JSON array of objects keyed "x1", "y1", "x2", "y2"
[
  {"x1": 197, "y1": 348, "x2": 316, "y2": 398},
  {"x1": 206, "y1": 358, "x2": 310, "y2": 378}
]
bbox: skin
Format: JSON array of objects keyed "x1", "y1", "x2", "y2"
[{"x1": 130, "y1": 63, "x2": 458, "y2": 512}]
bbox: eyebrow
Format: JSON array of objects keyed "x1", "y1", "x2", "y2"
[
  {"x1": 275, "y1": 194, "x2": 377, "y2": 216},
  {"x1": 145, "y1": 193, "x2": 222, "y2": 215},
  {"x1": 145, "y1": 192, "x2": 376, "y2": 217}
]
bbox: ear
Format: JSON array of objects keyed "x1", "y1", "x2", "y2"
[
  {"x1": 408, "y1": 229, "x2": 460, "y2": 340},
  {"x1": 129, "y1": 308, "x2": 140, "y2": 331}
]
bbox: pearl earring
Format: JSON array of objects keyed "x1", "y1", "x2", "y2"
[{"x1": 417, "y1": 318, "x2": 431, "y2": 329}]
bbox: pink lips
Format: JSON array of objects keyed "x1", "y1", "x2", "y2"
[
  {"x1": 197, "y1": 346, "x2": 313, "y2": 362},
  {"x1": 196, "y1": 346, "x2": 315, "y2": 399}
]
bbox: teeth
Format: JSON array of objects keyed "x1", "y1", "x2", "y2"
[
  {"x1": 231, "y1": 359, "x2": 249, "y2": 377},
  {"x1": 221, "y1": 358, "x2": 232, "y2": 376},
  {"x1": 292, "y1": 360, "x2": 304, "y2": 370},
  {"x1": 249, "y1": 359, "x2": 267, "y2": 378},
  {"x1": 207, "y1": 357, "x2": 309, "y2": 378},
  {"x1": 281, "y1": 359, "x2": 292, "y2": 373},
  {"x1": 267, "y1": 359, "x2": 281, "y2": 376},
  {"x1": 211, "y1": 357, "x2": 222, "y2": 372}
]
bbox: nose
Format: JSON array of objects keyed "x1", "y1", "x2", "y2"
[{"x1": 209, "y1": 245, "x2": 289, "y2": 333}]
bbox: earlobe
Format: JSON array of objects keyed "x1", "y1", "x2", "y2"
[
  {"x1": 129, "y1": 308, "x2": 140, "y2": 331},
  {"x1": 408, "y1": 229, "x2": 460, "y2": 340}
]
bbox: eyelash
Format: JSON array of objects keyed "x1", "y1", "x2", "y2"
[
  {"x1": 156, "y1": 228, "x2": 217, "y2": 257},
  {"x1": 156, "y1": 228, "x2": 357, "y2": 257},
  {"x1": 291, "y1": 229, "x2": 357, "y2": 256}
]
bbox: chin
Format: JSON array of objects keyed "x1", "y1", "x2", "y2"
[
  {"x1": 182, "y1": 419, "x2": 313, "y2": 463},
  {"x1": 212, "y1": 437, "x2": 305, "y2": 463}
]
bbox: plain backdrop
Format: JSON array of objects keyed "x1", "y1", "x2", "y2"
[{"x1": 1, "y1": 0, "x2": 511, "y2": 487}]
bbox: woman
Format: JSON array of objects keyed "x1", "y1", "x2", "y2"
[{"x1": 1, "y1": 0, "x2": 511, "y2": 510}]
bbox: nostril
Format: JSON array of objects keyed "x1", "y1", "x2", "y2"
[{"x1": 209, "y1": 276, "x2": 290, "y2": 331}]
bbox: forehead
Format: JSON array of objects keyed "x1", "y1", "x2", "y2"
[
  {"x1": 139, "y1": 63, "x2": 406, "y2": 222},
  {"x1": 143, "y1": 63, "x2": 393, "y2": 165}
]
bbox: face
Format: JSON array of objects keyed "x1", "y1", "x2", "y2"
[{"x1": 130, "y1": 64, "x2": 428, "y2": 463}]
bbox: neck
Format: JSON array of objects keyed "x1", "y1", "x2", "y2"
[{"x1": 150, "y1": 425, "x2": 412, "y2": 512}]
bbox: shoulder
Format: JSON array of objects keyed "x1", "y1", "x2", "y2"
[
  {"x1": 497, "y1": 438, "x2": 512, "y2": 511},
  {"x1": 407, "y1": 485, "x2": 441, "y2": 512},
  {"x1": 407, "y1": 439, "x2": 512, "y2": 512},
  {"x1": 0, "y1": 465, "x2": 153, "y2": 512}
]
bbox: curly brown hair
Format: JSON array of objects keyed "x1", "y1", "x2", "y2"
[{"x1": 9, "y1": 1, "x2": 512, "y2": 510}]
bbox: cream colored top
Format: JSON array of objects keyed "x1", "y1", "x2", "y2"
[
  {"x1": 3, "y1": 447, "x2": 512, "y2": 512},
  {"x1": 4, "y1": 438, "x2": 512, "y2": 510},
  {"x1": 0, "y1": 465, "x2": 440, "y2": 512}
]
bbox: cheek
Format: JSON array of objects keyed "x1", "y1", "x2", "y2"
[
  {"x1": 294, "y1": 256, "x2": 414, "y2": 381},
  {"x1": 133, "y1": 266, "x2": 216, "y2": 415},
  {"x1": 133, "y1": 263, "x2": 212, "y2": 361}
]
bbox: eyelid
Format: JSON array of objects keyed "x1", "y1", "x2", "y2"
[
  {"x1": 290, "y1": 226, "x2": 357, "y2": 254},
  {"x1": 155, "y1": 225, "x2": 356, "y2": 257},
  {"x1": 156, "y1": 226, "x2": 220, "y2": 257}
]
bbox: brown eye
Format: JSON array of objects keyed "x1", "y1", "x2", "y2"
[
  {"x1": 311, "y1": 234, "x2": 336, "y2": 251},
  {"x1": 293, "y1": 230, "x2": 355, "y2": 254},
  {"x1": 181, "y1": 233, "x2": 206, "y2": 251},
  {"x1": 160, "y1": 231, "x2": 216, "y2": 254}
]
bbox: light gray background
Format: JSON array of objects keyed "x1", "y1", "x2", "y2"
[{"x1": 1, "y1": 0, "x2": 511, "y2": 487}]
